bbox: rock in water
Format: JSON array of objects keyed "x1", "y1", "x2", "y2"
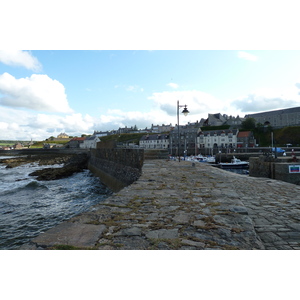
[{"x1": 29, "y1": 153, "x2": 89, "y2": 181}]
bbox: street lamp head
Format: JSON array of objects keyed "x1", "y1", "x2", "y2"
[{"x1": 182, "y1": 105, "x2": 189, "y2": 116}]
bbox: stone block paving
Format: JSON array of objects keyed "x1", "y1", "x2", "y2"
[{"x1": 22, "y1": 160, "x2": 300, "y2": 250}]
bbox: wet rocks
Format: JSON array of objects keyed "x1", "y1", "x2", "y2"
[
  {"x1": 0, "y1": 152, "x2": 89, "y2": 180},
  {"x1": 1, "y1": 154, "x2": 74, "y2": 168},
  {"x1": 29, "y1": 153, "x2": 88, "y2": 180}
]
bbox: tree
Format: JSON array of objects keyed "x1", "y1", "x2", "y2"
[{"x1": 241, "y1": 118, "x2": 256, "y2": 130}]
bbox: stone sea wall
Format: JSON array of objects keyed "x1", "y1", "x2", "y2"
[
  {"x1": 88, "y1": 148, "x2": 144, "y2": 192},
  {"x1": 249, "y1": 155, "x2": 300, "y2": 185}
]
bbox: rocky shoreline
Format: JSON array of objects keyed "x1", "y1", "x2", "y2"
[{"x1": 0, "y1": 153, "x2": 89, "y2": 180}]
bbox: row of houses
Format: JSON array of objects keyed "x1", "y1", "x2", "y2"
[
  {"x1": 140, "y1": 128, "x2": 255, "y2": 155},
  {"x1": 92, "y1": 123, "x2": 174, "y2": 138},
  {"x1": 92, "y1": 115, "x2": 245, "y2": 138},
  {"x1": 0, "y1": 142, "x2": 32, "y2": 150},
  {"x1": 53, "y1": 118, "x2": 254, "y2": 153},
  {"x1": 50, "y1": 128, "x2": 253, "y2": 153}
]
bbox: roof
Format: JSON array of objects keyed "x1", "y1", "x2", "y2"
[
  {"x1": 199, "y1": 129, "x2": 238, "y2": 136},
  {"x1": 237, "y1": 131, "x2": 251, "y2": 138},
  {"x1": 140, "y1": 134, "x2": 169, "y2": 141},
  {"x1": 85, "y1": 135, "x2": 99, "y2": 141},
  {"x1": 245, "y1": 106, "x2": 300, "y2": 118},
  {"x1": 70, "y1": 137, "x2": 86, "y2": 141}
]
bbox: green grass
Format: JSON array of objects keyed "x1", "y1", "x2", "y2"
[
  {"x1": 253, "y1": 125, "x2": 300, "y2": 147},
  {"x1": 30, "y1": 142, "x2": 44, "y2": 148},
  {"x1": 30, "y1": 140, "x2": 69, "y2": 148},
  {"x1": 99, "y1": 132, "x2": 158, "y2": 145},
  {"x1": 0, "y1": 141, "x2": 21, "y2": 146}
]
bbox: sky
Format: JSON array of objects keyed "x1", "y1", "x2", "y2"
[
  {"x1": 1, "y1": 1, "x2": 300, "y2": 141},
  {"x1": 2, "y1": 50, "x2": 300, "y2": 140}
]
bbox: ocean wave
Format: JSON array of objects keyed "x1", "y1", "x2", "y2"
[
  {"x1": 0, "y1": 180, "x2": 49, "y2": 196},
  {"x1": 0, "y1": 165, "x2": 111, "y2": 250},
  {"x1": 25, "y1": 181, "x2": 49, "y2": 190}
]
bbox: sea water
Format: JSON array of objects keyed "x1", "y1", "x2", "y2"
[{"x1": 0, "y1": 157, "x2": 112, "y2": 249}]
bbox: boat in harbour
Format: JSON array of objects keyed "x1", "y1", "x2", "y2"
[
  {"x1": 194, "y1": 155, "x2": 216, "y2": 163},
  {"x1": 218, "y1": 156, "x2": 249, "y2": 169}
]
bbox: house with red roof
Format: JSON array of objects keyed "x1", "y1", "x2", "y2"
[{"x1": 237, "y1": 131, "x2": 256, "y2": 148}]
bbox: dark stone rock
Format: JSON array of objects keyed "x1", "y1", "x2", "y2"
[
  {"x1": 115, "y1": 227, "x2": 142, "y2": 236},
  {"x1": 32, "y1": 222, "x2": 106, "y2": 248},
  {"x1": 111, "y1": 236, "x2": 151, "y2": 249},
  {"x1": 29, "y1": 153, "x2": 89, "y2": 181},
  {"x1": 229, "y1": 206, "x2": 249, "y2": 215}
]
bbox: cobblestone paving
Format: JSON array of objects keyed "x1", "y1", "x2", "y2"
[{"x1": 23, "y1": 160, "x2": 300, "y2": 250}]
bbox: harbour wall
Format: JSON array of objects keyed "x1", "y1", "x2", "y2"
[
  {"x1": 0, "y1": 148, "x2": 89, "y2": 156},
  {"x1": 88, "y1": 147, "x2": 144, "y2": 192},
  {"x1": 88, "y1": 146, "x2": 170, "y2": 192},
  {"x1": 249, "y1": 156, "x2": 300, "y2": 185}
]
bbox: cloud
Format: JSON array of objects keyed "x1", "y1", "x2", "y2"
[
  {"x1": 231, "y1": 87, "x2": 300, "y2": 113},
  {"x1": 0, "y1": 50, "x2": 42, "y2": 71},
  {"x1": 167, "y1": 82, "x2": 179, "y2": 89},
  {"x1": 0, "y1": 73, "x2": 73, "y2": 113},
  {"x1": 5, "y1": 84, "x2": 300, "y2": 141},
  {"x1": 0, "y1": 105, "x2": 96, "y2": 140},
  {"x1": 61, "y1": 114, "x2": 95, "y2": 132},
  {"x1": 295, "y1": 81, "x2": 300, "y2": 94},
  {"x1": 92, "y1": 89, "x2": 231, "y2": 131},
  {"x1": 126, "y1": 85, "x2": 143, "y2": 92},
  {"x1": 115, "y1": 84, "x2": 143, "y2": 92},
  {"x1": 148, "y1": 90, "x2": 225, "y2": 117},
  {"x1": 237, "y1": 51, "x2": 258, "y2": 61},
  {"x1": 126, "y1": 85, "x2": 137, "y2": 91},
  {"x1": 97, "y1": 109, "x2": 153, "y2": 129},
  {"x1": 94, "y1": 107, "x2": 179, "y2": 132}
]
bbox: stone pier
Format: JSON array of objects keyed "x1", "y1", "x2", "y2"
[{"x1": 21, "y1": 159, "x2": 300, "y2": 250}]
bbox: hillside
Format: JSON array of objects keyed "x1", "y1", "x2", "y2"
[
  {"x1": 254, "y1": 126, "x2": 300, "y2": 147},
  {"x1": 99, "y1": 133, "x2": 156, "y2": 145}
]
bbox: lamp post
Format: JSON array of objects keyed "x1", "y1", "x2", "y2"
[{"x1": 177, "y1": 100, "x2": 189, "y2": 162}]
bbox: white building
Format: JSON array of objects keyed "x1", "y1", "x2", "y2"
[
  {"x1": 139, "y1": 134, "x2": 169, "y2": 149},
  {"x1": 80, "y1": 135, "x2": 101, "y2": 149},
  {"x1": 93, "y1": 131, "x2": 109, "y2": 137},
  {"x1": 197, "y1": 129, "x2": 239, "y2": 149}
]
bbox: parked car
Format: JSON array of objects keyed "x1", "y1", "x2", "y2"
[{"x1": 272, "y1": 147, "x2": 285, "y2": 153}]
